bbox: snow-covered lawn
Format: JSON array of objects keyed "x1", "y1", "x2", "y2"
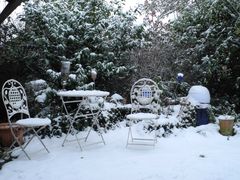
[{"x1": 1, "y1": 120, "x2": 240, "y2": 180}]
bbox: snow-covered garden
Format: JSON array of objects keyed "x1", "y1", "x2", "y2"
[
  {"x1": 1, "y1": 104, "x2": 240, "y2": 180},
  {"x1": 0, "y1": 81, "x2": 240, "y2": 180},
  {"x1": 0, "y1": 0, "x2": 240, "y2": 179}
]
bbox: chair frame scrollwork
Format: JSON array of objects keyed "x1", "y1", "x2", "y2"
[{"x1": 2, "y1": 79, "x2": 50, "y2": 160}]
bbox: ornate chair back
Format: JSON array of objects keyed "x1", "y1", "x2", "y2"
[
  {"x1": 130, "y1": 78, "x2": 161, "y2": 114},
  {"x1": 2, "y1": 79, "x2": 30, "y2": 124}
]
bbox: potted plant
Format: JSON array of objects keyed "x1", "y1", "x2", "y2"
[
  {"x1": 218, "y1": 115, "x2": 235, "y2": 136},
  {"x1": 0, "y1": 123, "x2": 24, "y2": 147}
]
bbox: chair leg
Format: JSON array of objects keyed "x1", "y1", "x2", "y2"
[
  {"x1": 155, "y1": 120, "x2": 158, "y2": 144},
  {"x1": 17, "y1": 139, "x2": 31, "y2": 160},
  {"x1": 62, "y1": 125, "x2": 72, "y2": 147},
  {"x1": 62, "y1": 117, "x2": 76, "y2": 147},
  {"x1": 126, "y1": 126, "x2": 133, "y2": 147},
  {"x1": 95, "y1": 121, "x2": 106, "y2": 145},
  {"x1": 23, "y1": 129, "x2": 36, "y2": 149},
  {"x1": 85, "y1": 118, "x2": 105, "y2": 145},
  {"x1": 74, "y1": 132, "x2": 83, "y2": 151},
  {"x1": 32, "y1": 128, "x2": 50, "y2": 153},
  {"x1": 85, "y1": 127, "x2": 91, "y2": 142},
  {"x1": 126, "y1": 120, "x2": 157, "y2": 147},
  {"x1": 9, "y1": 129, "x2": 31, "y2": 160},
  {"x1": 126, "y1": 127, "x2": 130, "y2": 147},
  {"x1": 154, "y1": 124, "x2": 157, "y2": 145}
]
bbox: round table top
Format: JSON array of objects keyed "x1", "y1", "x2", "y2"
[{"x1": 57, "y1": 90, "x2": 110, "y2": 97}]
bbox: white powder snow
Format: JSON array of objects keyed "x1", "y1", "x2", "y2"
[
  {"x1": 57, "y1": 90, "x2": 110, "y2": 97},
  {"x1": 16, "y1": 118, "x2": 51, "y2": 127},
  {"x1": 127, "y1": 112, "x2": 159, "y2": 120},
  {"x1": 69, "y1": 74, "x2": 76, "y2": 80},
  {"x1": 111, "y1": 93, "x2": 123, "y2": 101},
  {"x1": 35, "y1": 93, "x2": 47, "y2": 103},
  {"x1": 187, "y1": 85, "x2": 210, "y2": 105},
  {"x1": 177, "y1": 73, "x2": 184, "y2": 77},
  {"x1": 218, "y1": 115, "x2": 235, "y2": 121},
  {"x1": 1, "y1": 121, "x2": 240, "y2": 180}
]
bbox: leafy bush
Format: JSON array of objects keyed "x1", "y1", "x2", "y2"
[
  {"x1": 50, "y1": 104, "x2": 131, "y2": 137},
  {"x1": 171, "y1": 0, "x2": 240, "y2": 111}
]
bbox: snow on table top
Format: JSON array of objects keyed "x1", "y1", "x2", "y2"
[
  {"x1": 57, "y1": 90, "x2": 110, "y2": 97},
  {"x1": 127, "y1": 113, "x2": 159, "y2": 120}
]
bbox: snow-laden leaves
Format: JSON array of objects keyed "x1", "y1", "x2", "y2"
[
  {"x1": 12, "y1": 0, "x2": 148, "y2": 91},
  {"x1": 171, "y1": 0, "x2": 240, "y2": 110}
]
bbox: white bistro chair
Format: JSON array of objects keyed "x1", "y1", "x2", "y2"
[
  {"x1": 2, "y1": 79, "x2": 51, "y2": 159},
  {"x1": 126, "y1": 78, "x2": 161, "y2": 147}
]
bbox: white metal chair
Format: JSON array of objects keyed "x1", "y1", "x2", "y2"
[
  {"x1": 2, "y1": 79, "x2": 51, "y2": 159},
  {"x1": 126, "y1": 78, "x2": 161, "y2": 147}
]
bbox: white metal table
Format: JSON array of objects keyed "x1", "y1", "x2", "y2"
[{"x1": 57, "y1": 90, "x2": 110, "y2": 150}]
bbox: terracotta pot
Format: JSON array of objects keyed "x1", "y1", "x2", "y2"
[
  {"x1": 0, "y1": 123, "x2": 24, "y2": 147},
  {"x1": 218, "y1": 115, "x2": 235, "y2": 136}
]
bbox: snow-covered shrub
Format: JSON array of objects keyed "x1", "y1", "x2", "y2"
[
  {"x1": 155, "y1": 78, "x2": 190, "y2": 117},
  {"x1": 177, "y1": 104, "x2": 196, "y2": 127},
  {"x1": 99, "y1": 106, "x2": 131, "y2": 130},
  {"x1": 25, "y1": 79, "x2": 52, "y2": 117},
  {"x1": 211, "y1": 97, "x2": 239, "y2": 122},
  {"x1": 157, "y1": 78, "x2": 190, "y2": 100},
  {"x1": 24, "y1": 79, "x2": 55, "y2": 137},
  {"x1": 156, "y1": 103, "x2": 196, "y2": 137},
  {"x1": 170, "y1": 0, "x2": 240, "y2": 112},
  {"x1": 50, "y1": 103, "x2": 131, "y2": 136},
  {"x1": 110, "y1": 93, "x2": 125, "y2": 104},
  {"x1": 15, "y1": 0, "x2": 148, "y2": 93}
]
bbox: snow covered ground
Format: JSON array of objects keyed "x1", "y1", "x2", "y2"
[{"x1": 1, "y1": 120, "x2": 240, "y2": 180}]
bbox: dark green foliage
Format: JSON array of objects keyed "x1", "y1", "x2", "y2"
[
  {"x1": 171, "y1": 0, "x2": 240, "y2": 112},
  {"x1": 99, "y1": 107, "x2": 131, "y2": 130},
  {"x1": 0, "y1": 0, "x2": 148, "y2": 93},
  {"x1": 0, "y1": 147, "x2": 18, "y2": 170},
  {"x1": 211, "y1": 97, "x2": 238, "y2": 118},
  {"x1": 156, "y1": 78, "x2": 190, "y2": 100},
  {"x1": 179, "y1": 105, "x2": 196, "y2": 127},
  {"x1": 50, "y1": 105, "x2": 131, "y2": 136}
]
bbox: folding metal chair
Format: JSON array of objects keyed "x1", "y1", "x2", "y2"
[
  {"x1": 2, "y1": 79, "x2": 51, "y2": 159},
  {"x1": 126, "y1": 78, "x2": 161, "y2": 147}
]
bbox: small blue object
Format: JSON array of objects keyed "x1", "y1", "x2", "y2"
[{"x1": 177, "y1": 73, "x2": 184, "y2": 83}]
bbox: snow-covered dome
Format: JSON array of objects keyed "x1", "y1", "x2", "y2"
[{"x1": 187, "y1": 85, "x2": 210, "y2": 105}]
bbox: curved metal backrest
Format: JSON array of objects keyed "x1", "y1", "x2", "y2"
[
  {"x1": 130, "y1": 78, "x2": 161, "y2": 114},
  {"x1": 2, "y1": 79, "x2": 30, "y2": 122}
]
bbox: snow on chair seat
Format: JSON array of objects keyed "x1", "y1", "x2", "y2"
[
  {"x1": 126, "y1": 113, "x2": 159, "y2": 120},
  {"x1": 16, "y1": 118, "x2": 51, "y2": 127}
]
